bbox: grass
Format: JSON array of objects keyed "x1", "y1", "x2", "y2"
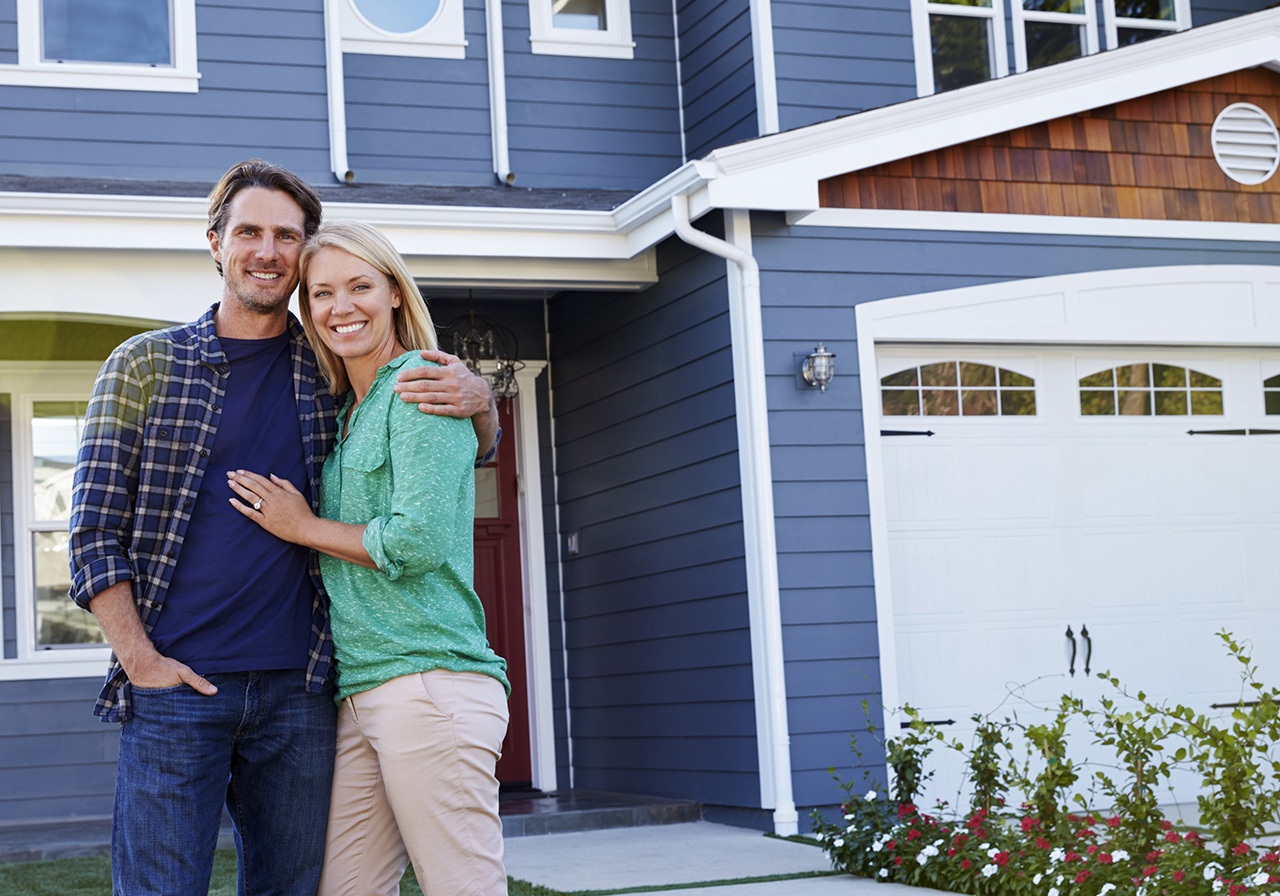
[{"x1": 0, "y1": 851, "x2": 845, "y2": 895}]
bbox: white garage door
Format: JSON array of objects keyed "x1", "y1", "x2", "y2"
[{"x1": 879, "y1": 345, "x2": 1280, "y2": 808}]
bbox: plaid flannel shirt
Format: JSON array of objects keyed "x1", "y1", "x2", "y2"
[{"x1": 69, "y1": 306, "x2": 338, "y2": 722}]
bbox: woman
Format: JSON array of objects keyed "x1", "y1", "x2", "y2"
[{"x1": 226, "y1": 220, "x2": 510, "y2": 896}]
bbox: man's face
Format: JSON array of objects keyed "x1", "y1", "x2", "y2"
[{"x1": 208, "y1": 187, "x2": 307, "y2": 317}]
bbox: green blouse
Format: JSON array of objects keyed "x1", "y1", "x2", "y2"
[{"x1": 319, "y1": 351, "x2": 509, "y2": 702}]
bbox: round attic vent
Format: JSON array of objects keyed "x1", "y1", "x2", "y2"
[{"x1": 1211, "y1": 103, "x2": 1280, "y2": 185}]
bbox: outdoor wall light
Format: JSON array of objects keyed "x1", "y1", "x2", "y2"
[{"x1": 801, "y1": 343, "x2": 836, "y2": 393}]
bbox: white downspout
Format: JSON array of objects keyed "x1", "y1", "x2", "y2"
[
  {"x1": 670, "y1": 194, "x2": 798, "y2": 836},
  {"x1": 323, "y1": 0, "x2": 354, "y2": 183},
  {"x1": 486, "y1": 0, "x2": 515, "y2": 184}
]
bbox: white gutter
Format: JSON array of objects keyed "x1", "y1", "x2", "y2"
[
  {"x1": 323, "y1": 0, "x2": 354, "y2": 183},
  {"x1": 748, "y1": 0, "x2": 780, "y2": 135},
  {"x1": 486, "y1": 0, "x2": 514, "y2": 184},
  {"x1": 669, "y1": 193, "x2": 798, "y2": 837}
]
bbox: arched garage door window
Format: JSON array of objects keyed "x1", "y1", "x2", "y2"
[
  {"x1": 880, "y1": 360, "x2": 1036, "y2": 416},
  {"x1": 1078, "y1": 363, "x2": 1223, "y2": 415}
]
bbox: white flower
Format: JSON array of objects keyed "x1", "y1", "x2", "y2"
[
  {"x1": 1033, "y1": 873, "x2": 1043, "y2": 885},
  {"x1": 843, "y1": 813, "x2": 854, "y2": 821},
  {"x1": 865, "y1": 790, "x2": 878, "y2": 801},
  {"x1": 979, "y1": 842, "x2": 990, "y2": 850},
  {"x1": 1056, "y1": 875, "x2": 1064, "y2": 885},
  {"x1": 1253, "y1": 870, "x2": 1271, "y2": 886},
  {"x1": 833, "y1": 838, "x2": 844, "y2": 848},
  {"x1": 1100, "y1": 884, "x2": 1116, "y2": 895},
  {"x1": 813, "y1": 832, "x2": 825, "y2": 841},
  {"x1": 1212, "y1": 880, "x2": 1223, "y2": 893},
  {"x1": 1205, "y1": 862, "x2": 1223, "y2": 881},
  {"x1": 1049, "y1": 848, "x2": 1066, "y2": 863},
  {"x1": 987, "y1": 847, "x2": 1000, "y2": 858},
  {"x1": 981, "y1": 863, "x2": 998, "y2": 878},
  {"x1": 879, "y1": 868, "x2": 888, "y2": 878},
  {"x1": 1048, "y1": 889, "x2": 1059, "y2": 896},
  {"x1": 917, "y1": 853, "x2": 929, "y2": 866},
  {"x1": 1111, "y1": 849, "x2": 1130, "y2": 862}
]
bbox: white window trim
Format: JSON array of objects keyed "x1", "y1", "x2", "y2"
[
  {"x1": 0, "y1": 0, "x2": 199, "y2": 93},
  {"x1": 339, "y1": 0, "x2": 467, "y2": 59},
  {"x1": 911, "y1": 0, "x2": 1009, "y2": 97},
  {"x1": 1102, "y1": 0, "x2": 1189, "y2": 49},
  {"x1": 2, "y1": 362, "x2": 111, "y2": 677},
  {"x1": 529, "y1": 0, "x2": 635, "y2": 59},
  {"x1": 1011, "y1": 0, "x2": 1099, "y2": 73}
]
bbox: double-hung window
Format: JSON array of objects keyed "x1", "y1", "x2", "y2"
[
  {"x1": 916, "y1": 0, "x2": 1008, "y2": 94},
  {"x1": 529, "y1": 0, "x2": 635, "y2": 58},
  {"x1": 1, "y1": 0, "x2": 199, "y2": 92},
  {"x1": 1012, "y1": 0, "x2": 1098, "y2": 72},
  {"x1": 1104, "y1": 0, "x2": 1188, "y2": 47}
]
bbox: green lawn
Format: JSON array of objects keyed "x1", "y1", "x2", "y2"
[{"x1": 0, "y1": 851, "x2": 563, "y2": 896}]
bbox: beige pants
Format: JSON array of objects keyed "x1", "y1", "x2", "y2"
[{"x1": 317, "y1": 670, "x2": 510, "y2": 896}]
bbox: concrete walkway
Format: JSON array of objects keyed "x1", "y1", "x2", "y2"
[{"x1": 502, "y1": 821, "x2": 947, "y2": 894}]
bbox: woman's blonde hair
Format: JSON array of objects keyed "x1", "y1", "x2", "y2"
[{"x1": 298, "y1": 219, "x2": 438, "y2": 394}]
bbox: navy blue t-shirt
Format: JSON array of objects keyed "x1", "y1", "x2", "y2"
[{"x1": 150, "y1": 332, "x2": 313, "y2": 673}]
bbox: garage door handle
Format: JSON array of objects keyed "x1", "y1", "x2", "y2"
[
  {"x1": 1081, "y1": 625, "x2": 1091, "y2": 676},
  {"x1": 1066, "y1": 626, "x2": 1076, "y2": 676}
]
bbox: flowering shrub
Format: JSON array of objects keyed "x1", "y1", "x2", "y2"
[{"x1": 812, "y1": 633, "x2": 1280, "y2": 894}]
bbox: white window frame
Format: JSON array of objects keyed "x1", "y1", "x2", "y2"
[
  {"x1": 529, "y1": 0, "x2": 634, "y2": 59},
  {"x1": 1011, "y1": 0, "x2": 1099, "y2": 72},
  {"x1": 0, "y1": 0, "x2": 199, "y2": 92},
  {"x1": 910, "y1": 0, "x2": 1008, "y2": 97},
  {"x1": 339, "y1": 0, "x2": 467, "y2": 59},
  {"x1": 1102, "y1": 0, "x2": 1189, "y2": 49},
  {"x1": 1, "y1": 363, "x2": 110, "y2": 680}
]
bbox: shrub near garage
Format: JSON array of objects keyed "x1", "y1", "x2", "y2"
[{"x1": 811, "y1": 632, "x2": 1280, "y2": 895}]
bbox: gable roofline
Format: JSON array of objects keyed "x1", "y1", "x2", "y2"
[{"x1": 698, "y1": 7, "x2": 1280, "y2": 211}]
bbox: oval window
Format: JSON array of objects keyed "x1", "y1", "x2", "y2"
[{"x1": 352, "y1": 0, "x2": 440, "y2": 33}]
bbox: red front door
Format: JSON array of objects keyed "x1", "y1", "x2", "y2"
[{"x1": 473, "y1": 399, "x2": 531, "y2": 784}]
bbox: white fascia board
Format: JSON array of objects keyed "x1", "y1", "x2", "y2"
[
  {"x1": 703, "y1": 11, "x2": 1280, "y2": 200},
  {"x1": 790, "y1": 208, "x2": 1280, "y2": 242}
]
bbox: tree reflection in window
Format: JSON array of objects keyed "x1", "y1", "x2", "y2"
[
  {"x1": 1079, "y1": 364, "x2": 1222, "y2": 416},
  {"x1": 1263, "y1": 373, "x2": 1280, "y2": 415},
  {"x1": 881, "y1": 362, "x2": 1036, "y2": 416}
]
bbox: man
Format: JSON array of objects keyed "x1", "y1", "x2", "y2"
[{"x1": 68, "y1": 159, "x2": 498, "y2": 896}]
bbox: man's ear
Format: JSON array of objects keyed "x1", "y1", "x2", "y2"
[{"x1": 208, "y1": 229, "x2": 223, "y2": 265}]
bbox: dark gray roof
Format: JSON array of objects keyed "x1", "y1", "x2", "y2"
[{"x1": 0, "y1": 174, "x2": 636, "y2": 212}]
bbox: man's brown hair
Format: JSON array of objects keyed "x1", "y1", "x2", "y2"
[{"x1": 206, "y1": 159, "x2": 324, "y2": 276}]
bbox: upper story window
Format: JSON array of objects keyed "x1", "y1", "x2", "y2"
[
  {"x1": 912, "y1": 0, "x2": 1186, "y2": 94},
  {"x1": 529, "y1": 0, "x2": 634, "y2": 58},
  {"x1": 0, "y1": 0, "x2": 199, "y2": 92},
  {"x1": 1079, "y1": 363, "x2": 1223, "y2": 415},
  {"x1": 881, "y1": 361, "x2": 1037, "y2": 416},
  {"x1": 339, "y1": 0, "x2": 467, "y2": 59}
]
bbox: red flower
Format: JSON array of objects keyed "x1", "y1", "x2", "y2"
[
  {"x1": 894, "y1": 856, "x2": 903, "y2": 866},
  {"x1": 1264, "y1": 852, "x2": 1279, "y2": 864},
  {"x1": 1065, "y1": 850, "x2": 1080, "y2": 863},
  {"x1": 907, "y1": 829, "x2": 922, "y2": 841},
  {"x1": 1078, "y1": 828, "x2": 1096, "y2": 839},
  {"x1": 954, "y1": 834, "x2": 969, "y2": 845},
  {"x1": 1075, "y1": 871, "x2": 1090, "y2": 883},
  {"x1": 946, "y1": 848, "x2": 957, "y2": 857},
  {"x1": 898, "y1": 803, "x2": 916, "y2": 818},
  {"x1": 993, "y1": 852, "x2": 1010, "y2": 866},
  {"x1": 1086, "y1": 815, "x2": 1097, "y2": 825},
  {"x1": 1021, "y1": 816, "x2": 1041, "y2": 833},
  {"x1": 1165, "y1": 832, "x2": 1182, "y2": 843},
  {"x1": 1035, "y1": 838, "x2": 1052, "y2": 850},
  {"x1": 1086, "y1": 845, "x2": 1099, "y2": 855},
  {"x1": 1107, "y1": 816, "x2": 1121, "y2": 828},
  {"x1": 1097, "y1": 852, "x2": 1113, "y2": 864},
  {"x1": 1233, "y1": 843, "x2": 1252, "y2": 856},
  {"x1": 1142, "y1": 865, "x2": 1159, "y2": 878},
  {"x1": 1160, "y1": 820, "x2": 1174, "y2": 830},
  {"x1": 887, "y1": 840, "x2": 896, "y2": 850},
  {"x1": 1229, "y1": 886, "x2": 1244, "y2": 896},
  {"x1": 1173, "y1": 870, "x2": 1186, "y2": 883},
  {"x1": 1185, "y1": 831, "x2": 1202, "y2": 842},
  {"x1": 961, "y1": 859, "x2": 971, "y2": 870},
  {"x1": 1148, "y1": 851, "x2": 1164, "y2": 862}
]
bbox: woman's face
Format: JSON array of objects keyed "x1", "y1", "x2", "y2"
[{"x1": 306, "y1": 246, "x2": 402, "y2": 369}]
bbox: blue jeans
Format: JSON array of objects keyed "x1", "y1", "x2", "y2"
[{"x1": 112, "y1": 670, "x2": 337, "y2": 896}]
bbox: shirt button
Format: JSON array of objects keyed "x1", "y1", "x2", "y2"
[
  {"x1": 165, "y1": 550, "x2": 175, "y2": 559},
  {"x1": 183, "y1": 500, "x2": 192, "y2": 509},
  {"x1": 200, "y1": 449, "x2": 209, "y2": 457},
  {"x1": 158, "y1": 429, "x2": 169, "y2": 438}
]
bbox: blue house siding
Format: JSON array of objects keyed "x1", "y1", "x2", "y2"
[
  {"x1": 0, "y1": 0, "x2": 14, "y2": 66},
  {"x1": 0, "y1": 677, "x2": 116, "y2": 824},
  {"x1": 677, "y1": 0, "x2": 757, "y2": 159},
  {"x1": 749, "y1": 211, "x2": 1280, "y2": 817},
  {"x1": 771, "y1": 0, "x2": 916, "y2": 132},
  {"x1": 501, "y1": 0, "x2": 684, "y2": 189},
  {"x1": 546, "y1": 235, "x2": 762, "y2": 807},
  {"x1": 0, "y1": 0, "x2": 332, "y2": 183},
  {"x1": 1192, "y1": 0, "x2": 1278, "y2": 26},
  {"x1": 342, "y1": 0, "x2": 497, "y2": 186},
  {"x1": 1, "y1": 394, "x2": 12, "y2": 661}
]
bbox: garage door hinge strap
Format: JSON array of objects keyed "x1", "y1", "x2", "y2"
[
  {"x1": 881, "y1": 429, "x2": 936, "y2": 437},
  {"x1": 1186, "y1": 428, "x2": 1280, "y2": 436}
]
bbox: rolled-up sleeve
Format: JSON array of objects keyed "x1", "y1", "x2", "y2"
[
  {"x1": 69, "y1": 347, "x2": 149, "y2": 609},
  {"x1": 360, "y1": 401, "x2": 478, "y2": 581}
]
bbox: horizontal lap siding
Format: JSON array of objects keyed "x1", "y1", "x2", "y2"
[
  {"x1": 548, "y1": 233, "x2": 760, "y2": 807},
  {"x1": 751, "y1": 211, "x2": 1280, "y2": 817},
  {"x1": 0, "y1": 0, "x2": 331, "y2": 182},
  {"x1": 771, "y1": 0, "x2": 916, "y2": 132},
  {"x1": 342, "y1": 0, "x2": 496, "y2": 185},
  {"x1": 0, "y1": 0, "x2": 13, "y2": 65},
  {"x1": 678, "y1": 0, "x2": 756, "y2": 159},
  {"x1": 502, "y1": 0, "x2": 683, "y2": 189},
  {"x1": 0, "y1": 678, "x2": 116, "y2": 823},
  {"x1": 1192, "y1": 0, "x2": 1276, "y2": 25}
]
